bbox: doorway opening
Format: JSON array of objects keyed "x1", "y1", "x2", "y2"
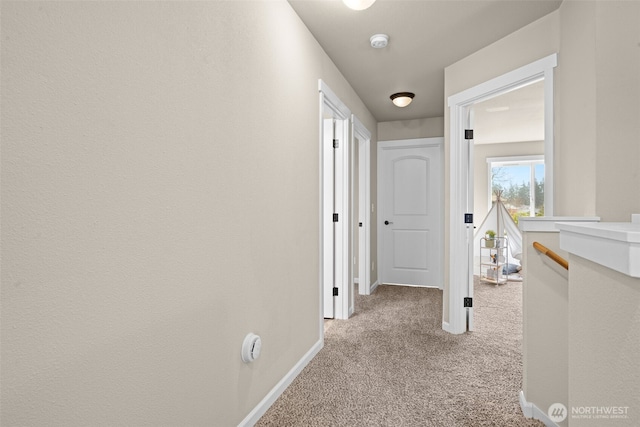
[
  {"x1": 446, "y1": 53, "x2": 557, "y2": 334},
  {"x1": 319, "y1": 80, "x2": 372, "y2": 325},
  {"x1": 352, "y1": 115, "x2": 372, "y2": 300},
  {"x1": 471, "y1": 81, "x2": 546, "y2": 287},
  {"x1": 319, "y1": 80, "x2": 350, "y2": 323}
]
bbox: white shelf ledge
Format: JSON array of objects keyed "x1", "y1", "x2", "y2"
[
  {"x1": 518, "y1": 216, "x2": 600, "y2": 233},
  {"x1": 557, "y1": 221, "x2": 640, "y2": 278}
]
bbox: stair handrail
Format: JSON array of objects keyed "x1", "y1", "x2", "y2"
[{"x1": 532, "y1": 241, "x2": 569, "y2": 270}]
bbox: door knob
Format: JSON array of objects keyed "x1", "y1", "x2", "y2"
[{"x1": 384, "y1": 220, "x2": 393, "y2": 225}]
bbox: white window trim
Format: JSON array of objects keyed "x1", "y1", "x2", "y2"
[{"x1": 487, "y1": 155, "x2": 544, "y2": 165}]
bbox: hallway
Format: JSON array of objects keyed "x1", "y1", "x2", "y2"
[{"x1": 257, "y1": 280, "x2": 542, "y2": 426}]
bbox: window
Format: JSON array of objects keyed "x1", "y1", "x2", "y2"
[{"x1": 488, "y1": 155, "x2": 544, "y2": 224}]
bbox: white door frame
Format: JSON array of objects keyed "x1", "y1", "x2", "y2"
[
  {"x1": 352, "y1": 115, "x2": 372, "y2": 297},
  {"x1": 319, "y1": 80, "x2": 351, "y2": 321},
  {"x1": 377, "y1": 137, "x2": 444, "y2": 289},
  {"x1": 445, "y1": 54, "x2": 557, "y2": 334}
]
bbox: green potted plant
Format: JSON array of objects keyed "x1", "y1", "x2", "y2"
[{"x1": 485, "y1": 229, "x2": 496, "y2": 248}]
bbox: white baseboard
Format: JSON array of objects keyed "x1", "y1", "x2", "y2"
[
  {"x1": 442, "y1": 320, "x2": 452, "y2": 333},
  {"x1": 519, "y1": 390, "x2": 534, "y2": 418},
  {"x1": 370, "y1": 280, "x2": 379, "y2": 294},
  {"x1": 519, "y1": 390, "x2": 559, "y2": 427},
  {"x1": 238, "y1": 339, "x2": 323, "y2": 426},
  {"x1": 441, "y1": 320, "x2": 466, "y2": 335}
]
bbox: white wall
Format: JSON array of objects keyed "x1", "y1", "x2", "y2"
[
  {"x1": 520, "y1": 230, "x2": 569, "y2": 426},
  {"x1": 556, "y1": 0, "x2": 598, "y2": 217},
  {"x1": 0, "y1": 1, "x2": 376, "y2": 425},
  {"x1": 593, "y1": 1, "x2": 640, "y2": 221},
  {"x1": 377, "y1": 117, "x2": 444, "y2": 141},
  {"x1": 556, "y1": 0, "x2": 640, "y2": 220},
  {"x1": 568, "y1": 255, "x2": 640, "y2": 427}
]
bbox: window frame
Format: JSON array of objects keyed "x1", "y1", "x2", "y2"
[{"x1": 487, "y1": 155, "x2": 544, "y2": 218}]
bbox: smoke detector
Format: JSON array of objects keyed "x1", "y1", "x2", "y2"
[{"x1": 370, "y1": 34, "x2": 389, "y2": 49}]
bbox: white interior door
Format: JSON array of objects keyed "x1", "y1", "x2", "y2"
[
  {"x1": 379, "y1": 138, "x2": 443, "y2": 287},
  {"x1": 322, "y1": 118, "x2": 335, "y2": 319},
  {"x1": 354, "y1": 117, "x2": 371, "y2": 296},
  {"x1": 320, "y1": 80, "x2": 351, "y2": 321},
  {"x1": 465, "y1": 109, "x2": 475, "y2": 331}
]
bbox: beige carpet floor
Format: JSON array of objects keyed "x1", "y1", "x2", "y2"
[{"x1": 256, "y1": 278, "x2": 543, "y2": 427}]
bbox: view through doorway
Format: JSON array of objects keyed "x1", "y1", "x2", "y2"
[{"x1": 446, "y1": 53, "x2": 557, "y2": 334}]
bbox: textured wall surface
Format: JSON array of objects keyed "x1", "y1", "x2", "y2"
[
  {"x1": 521, "y1": 230, "x2": 569, "y2": 426},
  {"x1": 0, "y1": 1, "x2": 375, "y2": 425},
  {"x1": 377, "y1": 117, "x2": 444, "y2": 141},
  {"x1": 569, "y1": 255, "x2": 640, "y2": 426}
]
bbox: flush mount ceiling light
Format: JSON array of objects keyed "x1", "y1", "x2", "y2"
[
  {"x1": 370, "y1": 34, "x2": 389, "y2": 49},
  {"x1": 390, "y1": 92, "x2": 415, "y2": 108},
  {"x1": 342, "y1": 0, "x2": 376, "y2": 11}
]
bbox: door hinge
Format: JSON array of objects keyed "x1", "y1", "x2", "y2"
[
  {"x1": 333, "y1": 287, "x2": 339, "y2": 296},
  {"x1": 333, "y1": 139, "x2": 339, "y2": 148},
  {"x1": 359, "y1": 222, "x2": 363, "y2": 227},
  {"x1": 465, "y1": 129, "x2": 474, "y2": 140},
  {"x1": 464, "y1": 297, "x2": 473, "y2": 308},
  {"x1": 333, "y1": 213, "x2": 339, "y2": 222},
  {"x1": 464, "y1": 213, "x2": 473, "y2": 224}
]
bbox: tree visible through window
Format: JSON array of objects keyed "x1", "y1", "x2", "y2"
[{"x1": 489, "y1": 157, "x2": 544, "y2": 224}]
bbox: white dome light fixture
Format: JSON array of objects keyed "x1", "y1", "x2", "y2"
[
  {"x1": 390, "y1": 92, "x2": 415, "y2": 108},
  {"x1": 370, "y1": 34, "x2": 389, "y2": 49},
  {"x1": 342, "y1": 0, "x2": 376, "y2": 11}
]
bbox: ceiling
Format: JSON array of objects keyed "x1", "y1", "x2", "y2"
[
  {"x1": 472, "y1": 80, "x2": 544, "y2": 144},
  {"x1": 288, "y1": 0, "x2": 561, "y2": 124}
]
